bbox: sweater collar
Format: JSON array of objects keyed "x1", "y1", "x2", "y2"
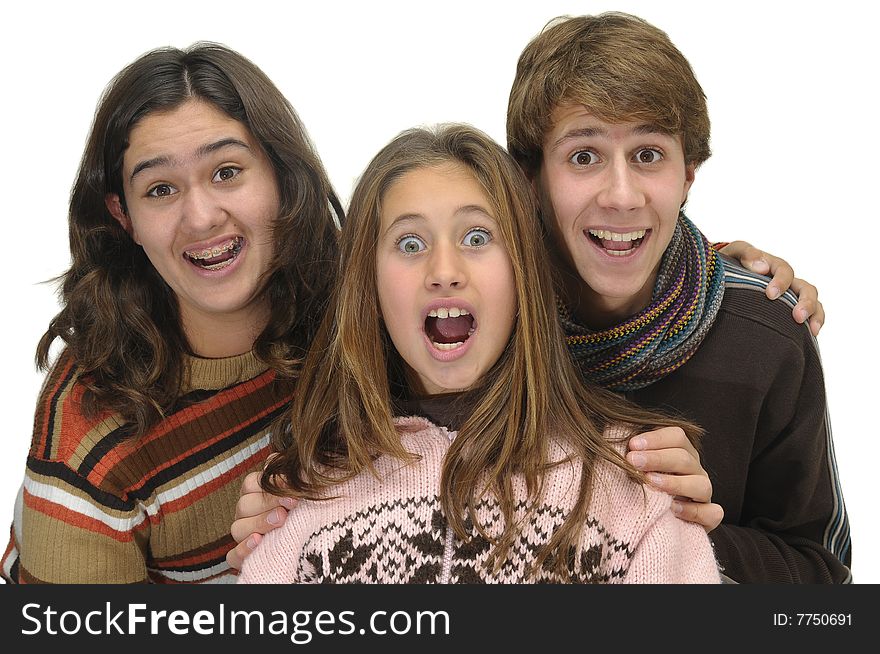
[
  {"x1": 393, "y1": 391, "x2": 470, "y2": 432},
  {"x1": 181, "y1": 350, "x2": 269, "y2": 392}
]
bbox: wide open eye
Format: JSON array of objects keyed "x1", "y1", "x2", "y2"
[
  {"x1": 634, "y1": 148, "x2": 663, "y2": 164},
  {"x1": 569, "y1": 150, "x2": 599, "y2": 166},
  {"x1": 397, "y1": 235, "x2": 426, "y2": 254},
  {"x1": 462, "y1": 228, "x2": 491, "y2": 248}
]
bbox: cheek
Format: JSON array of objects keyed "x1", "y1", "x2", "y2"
[
  {"x1": 375, "y1": 259, "x2": 407, "y2": 319},
  {"x1": 544, "y1": 192, "x2": 582, "y2": 242},
  {"x1": 489, "y1": 258, "x2": 518, "y2": 332},
  {"x1": 127, "y1": 219, "x2": 160, "y2": 251}
]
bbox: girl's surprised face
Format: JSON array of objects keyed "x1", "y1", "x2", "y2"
[
  {"x1": 376, "y1": 163, "x2": 516, "y2": 395},
  {"x1": 110, "y1": 99, "x2": 280, "y2": 355}
]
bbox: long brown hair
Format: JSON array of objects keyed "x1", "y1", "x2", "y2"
[
  {"x1": 39, "y1": 43, "x2": 341, "y2": 436},
  {"x1": 264, "y1": 125, "x2": 699, "y2": 579}
]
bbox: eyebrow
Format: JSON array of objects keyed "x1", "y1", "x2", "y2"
[
  {"x1": 128, "y1": 137, "x2": 252, "y2": 184},
  {"x1": 383, "y1": 204, "x2": 494, "y2": 235},
  {"x1": 551, "y1": 124, "x2": 669, "y2": 150}
]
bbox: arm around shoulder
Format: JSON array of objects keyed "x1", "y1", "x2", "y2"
[{"x1": 708, "y1": 296, "x2": 851, "y2": 582}]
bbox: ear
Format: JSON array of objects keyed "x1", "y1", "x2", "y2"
[
  {"x1": 681, "y1": 163, "x2": 697, "y2": 206},
  {"x1": 105, "y1": 193, "x2": 133, "y2": 236}
]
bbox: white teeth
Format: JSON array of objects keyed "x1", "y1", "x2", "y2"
[
  {"x1": 588, "y1": 229, "x2": 646, "y2": 242},
  {"x1": 427, "y1": 307, "x2": 474, "y2": 351},
  {"x1": 427, "y1": 307, "x2": 470, "y2": 318},
  {"x1": 607, "y1": 249, "x2": 630, "y2": 257},
  {"x1": 432, "y1": 341, "x2": 464, "y2": 351}
]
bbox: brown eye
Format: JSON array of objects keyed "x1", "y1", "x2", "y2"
[
  {"x1": 213, "y1": 166, "x2": 241, "y2": 182},
  {"x1": 570, "y1": 151, "x2": 598, "y2": 166},
  {"x1": 147, "y1": 184, "x2": 175, "y2": 198},
  {"x1": 636, "y1": 149, "x2": 661, "y2": 164}
]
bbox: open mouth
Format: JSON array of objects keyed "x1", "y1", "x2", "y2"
[
  {"x1": 586, "y1": 228, "x2": 648, "y2": 257},
  {"x1": 424, "y1": 306, "x2": 476, "y2": 351},
  {"x1": 184, "y1": 237, "x2": 244, "y2": 271}
]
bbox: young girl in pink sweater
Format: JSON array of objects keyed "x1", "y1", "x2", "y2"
[{"x1": 238, "y1": 125, "x2": 720, "y2": 584}]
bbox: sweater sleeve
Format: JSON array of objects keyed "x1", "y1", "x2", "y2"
[
  {"x1": 1, "y1": 353, "x2": 149, "y2": 584},
  {"x1": 3, "y1": 461, "x2": 149, "y2": 584},
  {"x1": 708, "y1": 310, "x2": 850, "y2": 583},
  {"x1": 622, "y1": 500, "x2": 721, "y2": 584}
]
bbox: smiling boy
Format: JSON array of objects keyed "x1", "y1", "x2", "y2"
[{"x1": 506, "y1": 12, "x2": 850, "y2": 583}]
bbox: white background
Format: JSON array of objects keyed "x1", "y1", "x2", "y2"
[{"x1": 1, "y1": 1, "x2": 876, "y2": 582}]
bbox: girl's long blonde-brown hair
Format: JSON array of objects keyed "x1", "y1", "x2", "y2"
[{"x1": 263, "y1": 124, "x2": 699, "y2": 579}]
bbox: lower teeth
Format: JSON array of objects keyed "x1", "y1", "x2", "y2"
[
  {"x1": 433, "y1": 341, "x2": 464, "y2": 351},
  {"x1": 201, "y1": 258, "x2": 235, "y2": 270}
]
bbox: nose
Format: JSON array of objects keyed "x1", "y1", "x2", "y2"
[
  {"x1": 425, "y1": 241, "x2": 467, "y2": 290},
  {"x1": 596, "y1": 159, "x2": 646, "y2": 211},
  {"x1": 180, "y1": 186, "x2": 224, "y2": 234}
]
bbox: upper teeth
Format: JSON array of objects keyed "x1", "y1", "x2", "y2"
[
  {"x1": 186, "y1": 238, "x2": 239, "y2": 260},
  {"x1": 588, "y1": 229, "x2": 646, "y2": 242},
  {"x1": 428, "y1": 307, "x2": 470, "y2": 319}
]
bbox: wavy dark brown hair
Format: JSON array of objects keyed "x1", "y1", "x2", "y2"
[
  {"x1": 263, "y1": 125, "x2": 700, "y2": 580},
  {"x1": 38, "y1": 43, "x2": 341, "y2": 436}
]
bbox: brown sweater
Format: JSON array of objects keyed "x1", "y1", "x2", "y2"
[
  {"x1": 2, "y1": 349, "x2": 294, "y2": 583},
  {"x1": 623, "y1": 258, "x2": 850, "y2": 583}
]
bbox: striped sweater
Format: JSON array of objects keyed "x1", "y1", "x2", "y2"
[
  {"x1": 238, "y1": 417, "x2": 721, "y2": 584},
  {"x1": 1, "y1": 349, "x2": 294, "y2": 584}
]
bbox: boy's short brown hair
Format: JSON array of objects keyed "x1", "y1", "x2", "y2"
[{"x1": 507, "y1": 12, "x2": 711, "y2": 177}]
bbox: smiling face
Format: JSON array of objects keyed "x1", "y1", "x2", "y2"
[
  {"x1": 375, "y1": 163, "x2": 517, "y2": 395},
  {"x1": 537, "y1": 105, "x2": 695, "y2": 327},
  {"x1": 106, "y1": 99, "x2": 281, "y2": 355}
]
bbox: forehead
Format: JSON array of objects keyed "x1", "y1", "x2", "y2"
[
  {"x1": 380, "y1": 163, "x2": 491, "y2": 227},
  {"x1": 545, "y1": 104, "x2": 681, "y2": 148},
  {"x1": 124, "y1": 100, "x2": 254, "y2": 173}
]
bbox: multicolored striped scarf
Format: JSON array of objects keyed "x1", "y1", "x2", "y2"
[{"x1": 560, "y1": 213, "x2": 725, "y2": 391}]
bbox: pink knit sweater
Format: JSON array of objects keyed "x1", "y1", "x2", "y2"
[{"x1": 238, "y1": 417, "x2": 720, "y2": 584}]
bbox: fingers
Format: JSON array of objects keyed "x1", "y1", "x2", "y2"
[
  {"x1": 228, "y1": 460, "x2": 296, "y2": 571},
  {"x1": 807, "y1": 314, "x2": 824, "y2": 338},
  {"x1": 670, "y1": 499, "x2": 724, "y2": 533},
  {"x1": 628, "y1": 427, "x2": 699, "y2": 469},
  {"x1": 644, "y1": 471, "x2": 713, "y2": 504},
  {"x1": 789, "y1": 277, "x2": 824, "y2": 336},
  {"x1": 226, "y1": 532, "x2": 263, "y2": 572},
  {"x1": 719, "y1": 241, "x2": 824, "y2": 335},
  {"x1": 719, "y1": 241, "x2": 802, "y2": 301},
  {"x1": 628, "y1": 426, "x2": 697, "y2": 459},
  {"x1": 233, "y1": 472, "x2": 294, "y2": 520},
  {"x1": 231, "y1": 469, "x2": 296, "y2": 544},
  {"x1": 629, "y1": 427, "x2": 721, "y2": 531},
  {"x1": 718, "y1": 240, "x2": 772, "y2": 277},
  {"x1": 236, "y1": 470, "x2": 265, "y2": 500},
  {"x1": 760, "y1": 252, "x2": 797, "y2": 302},
  {"x1": 230, "y1": 506, "x2": 291, "y2": 544}
]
